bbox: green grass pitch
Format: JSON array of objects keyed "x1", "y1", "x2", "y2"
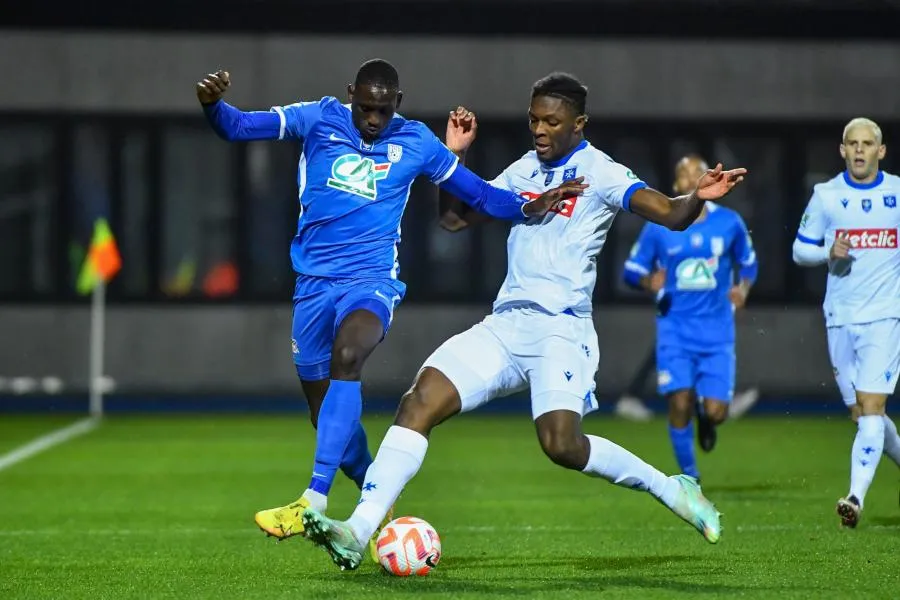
[{"x1": 1, "y1": 413, "x2": 898, "y2": 599}]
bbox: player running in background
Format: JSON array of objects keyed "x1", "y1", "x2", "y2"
[
  {"x1": 792, "y1": 118, "x2": 900, "y2": 528},
  {"x1": 624, "y1": 154, "x2": 758, "y2": 482},
  {"x1": 299, "y1": 73, "x2": 748, "y2": 570},
  {"x1": 613, "y1": 346, "x2": 759, "y2": 422},
  {"x1": 196, "y1": 60, "x2": 584, "y2": 551}
]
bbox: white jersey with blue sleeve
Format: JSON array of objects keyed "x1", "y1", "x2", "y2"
[
  {"x1": 490, "y1": 141, "x2": 647, "y2": 316},
  {"x1": 795, "y1": 171, "x2": 900, "y2": 327},
  {"x1": 271, "y1": 97, "x2": 458, "y2": 280}
]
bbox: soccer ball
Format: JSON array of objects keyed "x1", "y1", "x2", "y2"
[{"x1": 375, "y1": 516, "x2": 442, "y2": 576}]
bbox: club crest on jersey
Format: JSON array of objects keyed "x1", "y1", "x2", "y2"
[
  {"x1": 861, "y1": 198, "x2": 872, "y2": 212},
  {"x1": 326, "y1": 153, "x2": 391, "y2": 201},
  {"x1": 885, "y1": 194, "x2": 897, "y2": 208},
  {"x1": 710, "y1": 236, "x2": 725, "y2": 256},
  {"x1": 563, "y1": 167, "x2": 577, "y2": 181},
  {"x1": 387, "y1": 143, "x2": 403, "y2": 163},
  {"x1": 840, "y1": 198, "x2": 849, "y2": 208},
  {"x1": 544, "y1": 171, "x2": 555, "y2": 186}
]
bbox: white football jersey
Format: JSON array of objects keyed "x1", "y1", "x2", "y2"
[
  {"x1": 489, "y1": 141, "x2": 646, "y2": 316},
  {"x1": 797, "y1": 170, "x2": 900, "y2": 327}
]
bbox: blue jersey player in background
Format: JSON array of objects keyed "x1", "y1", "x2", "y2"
[
  {"x1": 624, "y1": 155, "x2": 758, "y2": 481},
  {"x1": 196, "y1": 60, "x2": 584, "y2": 557}
]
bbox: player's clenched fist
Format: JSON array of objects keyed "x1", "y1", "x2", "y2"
[
  {"x1": 830, "y1": 232, "x2": 851, "y2": 260},
  {"x1": 196, "y1": 70, "x2": 231, "y2": 105}
]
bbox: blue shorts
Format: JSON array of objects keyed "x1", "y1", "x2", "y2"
[
  {"x1": 656, "y1": 343, "x2": 735, "y2": 402},
  {"x1": 291, "y1": 274, "x2": 406, "y2": 381}
]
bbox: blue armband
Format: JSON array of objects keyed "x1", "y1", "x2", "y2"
[
  {"x1": 202, "y1": 100, "x2": 282, "y2": 141},
  {"x1": 440, "y1": 165, "x2": 528, "y2": 221}
]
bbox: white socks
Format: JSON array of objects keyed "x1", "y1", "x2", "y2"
[
  {"x1": 301, "y1": 489, "x2": 328, "y2": 512},
  {"x1": 582, "y1": 434, "x2": 680, "y2": 508},
  {"x1": 881, "y1": 415, "x2": 900, "y2": 467},
  {"x1": 849, "y1": 415, "x2": 885, "y2": 508},
  {"x1": 347, "y1": 426, "x2": 428, "y2": 543}
]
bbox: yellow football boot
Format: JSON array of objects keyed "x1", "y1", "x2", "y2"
[
  {"x1": 368, "y1": 504, "x2": 394, "y2": 562},
  {"x1": 254, "y1": 497, "x2": 309, "y2": 540}
]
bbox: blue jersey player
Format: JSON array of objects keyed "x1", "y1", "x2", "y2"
[
  {"x1": 196, "y1": 60, "x2": 585, "y2": 554},
  {"x1": 624, "y1": 155, "x2": 758, "y2": 481}
]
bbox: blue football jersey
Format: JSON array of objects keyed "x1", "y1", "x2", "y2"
[
  {"x1": 625, "y1": 203, "x2": 757, "y2": 348},
  {"x1": 271, "y1": 97, "x2": 458, "y2": 280}
]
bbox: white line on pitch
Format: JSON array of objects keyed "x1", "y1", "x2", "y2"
[{"x1": 0, "y1": 417, "x2": 99, "y2": 472}]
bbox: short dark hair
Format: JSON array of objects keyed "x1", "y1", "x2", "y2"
[
  {"x1": 355, "y1": 59, "x2": 400, "y2": 90},
  {"x1": 531, "y1": 72, "x2": 588, "y2": 115}
]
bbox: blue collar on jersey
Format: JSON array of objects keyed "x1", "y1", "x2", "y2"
[
  {"x1": 540, "y1": 140, "x2": 588, "y2": 169},
  {"x1": 843, "y1": 170, "x2": 884, "y2": 190}
]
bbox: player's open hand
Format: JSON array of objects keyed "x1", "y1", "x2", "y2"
[
  {"x1": 196, "y1": 70, "x2": 231, "y2": 105},
  {"x1": 522, "y1": 177, "x2": 589, "y2": 218},
  {"x1": 446, "y1": 106, "x2": 478, "y2": 154},
  {"x1": 830, "y1": 232, "x2": 852, "y2": 260},
  {"x1": 648, "y1": 269, "x2": 666, "y2": 293},
  {"x1": 728, "y1": 284, "x2": 748, "y2": 309},
  {"x1": 695, "y1": 163, "x2": 747, "y2": 201}
]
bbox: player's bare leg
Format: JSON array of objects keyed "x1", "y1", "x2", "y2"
[
  {"x1": 697, "y1": 397, "x2": 728, "y2": 453},
  {"x1": 667, "y1": 390, "x2": 700, "y2": 480},
  {"x1": 534, "y1": 406, "x2": 721, "y2": 543},
  {"x1": 839, "y1": 391, "x2": 888, "y2": 527},
  {"x1": 303, "y1": 367, "x2": 462, "y2": 570}
]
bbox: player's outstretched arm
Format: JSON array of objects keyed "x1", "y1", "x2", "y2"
[
  {"x1": 197, "y1": 70, "x2": 283, "y2": 141},
  {"x1": 439, "y1": 168, "x2": 588, "y2": 221},
  {"x1": 629, "y1": 163, "x2": 747, "y2": 231}
]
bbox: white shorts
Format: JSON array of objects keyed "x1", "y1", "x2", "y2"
[
  {"x1": 827, "y1": 318, "x2": 900, "y2": 407},
  {"x1": 421, "y1": 307, "x2": 600, "y2": 420}
]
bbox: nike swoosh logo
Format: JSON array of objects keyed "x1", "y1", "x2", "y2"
[
  {"x1": 424, "y1": 554, "x2": 438, "y2": 568},
  {"x1": 329, "y1": 133, "x2": 350, "y2": 143},
  {"x1": 374, "y1": 290, "x2": 399, "y2": 304}
]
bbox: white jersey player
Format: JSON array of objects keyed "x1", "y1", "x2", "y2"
[
  {"x1": 299, "y1": 73, "x2": 747, "y2": 569},
  {"x1": 793, "y1": 117, "x2": 900, "y2": 528}
]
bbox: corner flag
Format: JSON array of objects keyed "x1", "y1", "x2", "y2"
[{"x1": 76, "y1": 218, "x2": 122, "y2": 295}]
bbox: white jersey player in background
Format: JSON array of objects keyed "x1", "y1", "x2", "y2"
[
  {"x1": 300, "y1": 73, "x2": 747, "y2": 569},
  {"x1": 793, "y1": 117, "x2": 900, "y2": 528}
]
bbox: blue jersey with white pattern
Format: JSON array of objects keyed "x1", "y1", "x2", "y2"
[
  {"x1": 625, "y1": 204, "x2": 757, "y2": 349},
  {"x1": 271, "y1": 97, "x2": 458, "y2": 280}
]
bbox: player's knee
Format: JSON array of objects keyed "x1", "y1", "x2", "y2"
[
  {"x1": 667, "y1": 391, "x2": 693, "y2": 426},
  {"x1": 331, "y1": 344, "x2": 364, "y2": 379},
  {"x1": 706, "y1": 401, "x2": 728, "y2": 425},
  {"x1": 537, "y1": 429, "x2": 587, "y2": 471},
  {"x1": 395, "y1": 375, "x2": 458, "y2": 436},
  {"x1": 857, "y1": 393, "x2": 888, "y2": 416}
]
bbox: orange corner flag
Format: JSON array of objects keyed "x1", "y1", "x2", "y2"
[{"x1": 77, "y1": 218, "x2": 122, "y2": 295}]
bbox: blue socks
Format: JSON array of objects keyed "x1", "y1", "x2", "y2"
[
  {"x1": 669, "y1": 422, "x2": 700, "y2": 479},
  {"x1": 309, "y1": 380, "x2": 364, "y2": 495},
  {"x1": 340, "y1": 422, "x2": 373, "y2": 489}
]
